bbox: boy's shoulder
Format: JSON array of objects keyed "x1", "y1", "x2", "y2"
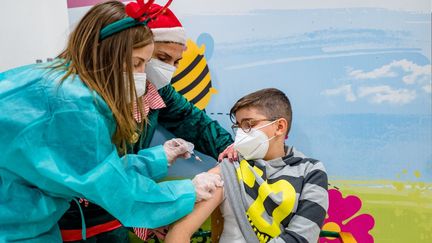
[
  {"x1": 283, "y1": 146, "x2": 322, "y2": 166},
  {"x1": 277, "y1": 146, "x2": 327, "y2": 179},
  {"x1": 276, "y1": 147, "x2": 328, "y2": 191}
]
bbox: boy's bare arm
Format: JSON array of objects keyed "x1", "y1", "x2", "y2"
[{"x1": 165, "y1": 166, "x2": 223, "y2": 243}]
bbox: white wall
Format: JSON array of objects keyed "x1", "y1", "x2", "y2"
[{"x1": 0, "y1": 0, "x2": 69, "y2": 71}]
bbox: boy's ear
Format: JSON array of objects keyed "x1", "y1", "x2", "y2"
[{"x1": 275, "y1": 118, "x2": 288, "y2": 136}]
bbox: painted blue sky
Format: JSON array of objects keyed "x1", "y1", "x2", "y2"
[
  {"x1": 164, "y1": 7, "x2": 432, "y2": 181},
  {"x1": 177, "y1": 8, "x2": 431, "y2": 116},
  {"x1": 68, "y1": 2, "x2": 431, "y2": 181}
]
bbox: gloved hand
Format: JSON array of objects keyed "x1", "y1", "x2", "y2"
[
  {"x1": 192, "y1": 172, "x2": 224, "y2": 202},
  {"x1": 163, "y1": 138, "x2": 193, "y2": 165}
]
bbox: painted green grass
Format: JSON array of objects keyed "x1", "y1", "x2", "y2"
[
  {"x1": 330, "y1": 180, "x2": 432, "y2": 243},
  {"x1": 130, "y1": 178, "x2": 432, "y2": 242}
]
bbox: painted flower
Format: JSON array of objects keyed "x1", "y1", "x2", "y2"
[{"x1": 320, "y1": 189, "x2": 375, "y2": 243}]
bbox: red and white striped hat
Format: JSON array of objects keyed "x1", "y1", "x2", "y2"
[{"x1": 147, "y1": 4, "x2": 186, "y2": 45}]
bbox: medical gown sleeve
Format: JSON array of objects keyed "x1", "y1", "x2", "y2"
[
  {"x1": 125, "y1": 145, "x2": 170, "y2": 181},
  {"x1": 7, "y1": 109, "x2": 196, "y2": 228}
]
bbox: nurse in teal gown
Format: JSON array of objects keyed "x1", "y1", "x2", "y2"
[{"x1": 0, "y1": 1, "x2": 221, "y2": 242}]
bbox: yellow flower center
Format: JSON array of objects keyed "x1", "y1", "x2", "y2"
[{"x1": 322, "y1": 222, "x2": 341, "y2": 239}]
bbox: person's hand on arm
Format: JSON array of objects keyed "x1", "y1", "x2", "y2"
[
  {"x1": 165, "y1": 167, "x2": 224, "y2": 243},
  {"x1": 192, "y1": 170, "x2": 223, "y2": 202},
  {"x1": 217, "y1": 143, "x2": 238, "y2": 163},
  {"x1": 131, "y1": 156, "x2": 222, "y2": 241}
]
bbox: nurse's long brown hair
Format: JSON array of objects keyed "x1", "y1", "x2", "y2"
[{"x1": 56, "y1": 1, "x2": 153, "y2": 153}]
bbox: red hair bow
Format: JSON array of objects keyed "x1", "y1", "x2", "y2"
[{"x1": 125, "y1": 0, "x2": 173, "y2": 22}]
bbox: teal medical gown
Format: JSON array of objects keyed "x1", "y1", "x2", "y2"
[{"x1": 0, "y1": 64, "x2": 196, "y2": 242}]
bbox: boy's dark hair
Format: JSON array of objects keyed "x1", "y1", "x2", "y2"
[{"x1": 230, "y1": 88, "x2": 293, "y2": 134}]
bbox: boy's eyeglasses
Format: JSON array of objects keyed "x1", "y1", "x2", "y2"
[{"x1": 231, "y1": 118, "x2": 277, "y2": 133}]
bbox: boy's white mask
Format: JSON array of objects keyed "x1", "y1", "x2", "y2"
[
  {"x1": 233, "y1": 120, "x2": 277, "y2": 160},
  {"x1": 146, "y1": 58, "x2": 176, "y2": 90}
]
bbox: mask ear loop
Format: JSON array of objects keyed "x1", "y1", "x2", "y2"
[
  {"x1": 253, "y1": 119, "x2": 278, "y2": 131},
  {"x1": 235, "y1": 119, "x2": 278, "y2": 149},
  {"x1": 272, "y1": 118, "x2": 284, "y2": 138},
  {"x1": 243, "y1": 119, "x2": 280, "y2": 159},
  {"x1": 272, "y1": 119, "x2": 288, "y2": 139}
]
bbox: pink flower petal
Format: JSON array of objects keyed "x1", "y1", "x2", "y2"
[
  {"x1": 327, "y1": 189, "x2": 362, "y2": 222},
  {"x1": 342, "y1": 214, "x2": 375, "y2": 243}
]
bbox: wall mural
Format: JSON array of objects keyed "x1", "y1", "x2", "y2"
[
  {"x1": 171, "y1": 36, "x2": 218, "y2": 110},
  {"x1": 67, "y1": 1, "x2": 432, "y2": 242}
]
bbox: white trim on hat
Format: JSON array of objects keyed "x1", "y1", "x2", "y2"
[{"x1": 152, "y1": 27, "x2": 186, "y2": 45}]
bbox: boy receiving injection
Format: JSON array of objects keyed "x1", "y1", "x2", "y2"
[{"x1": 165, "y1": 88, "x2": 328, "y2": 243}]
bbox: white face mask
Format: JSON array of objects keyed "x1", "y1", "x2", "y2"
[
  {"x1": 124, "y1": 72, "x2": 147, "y2": 102},
  {"x1": 233, "y1": 120, "x2": 277, "y2": 160},
  {"x1": 146, "y1": 58, "x2": 176, "y2": 90}
]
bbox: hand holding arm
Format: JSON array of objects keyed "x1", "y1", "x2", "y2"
[
  {"x1": 192, "y1": 171, "x2": 223, "y2": 202},
  {"x1": 165, "y1": 167, "x2": 224, "y2": 243},
  {"x1": 218, "y1": 143, "x2": 238, "y2": 162}
]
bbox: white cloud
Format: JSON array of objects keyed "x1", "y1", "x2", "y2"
[
  {"x1": 321, "y1": 85, "x2": 356, "y2": 102},
  {"x1": 347, "y1": 59, "x2": 432, "y2": 95},
  {"x1": 324, "y1": 60, "x2": 430, "y2": 105},
  {"x1": 400, "y1": 61, "x2": 431, "y2": 85},
  {"x1": 322, "y1": 84, "x2": 417, "y2": 104},
  {"x1": 357, "y1": 85, "x2": 416, "y2": 104},
  {"x1": 348, "y1": 59, "x2": 431, "y2": 84},
  {"x1": 348, "y1": 64, "x2": 398, "y2": 79}
]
